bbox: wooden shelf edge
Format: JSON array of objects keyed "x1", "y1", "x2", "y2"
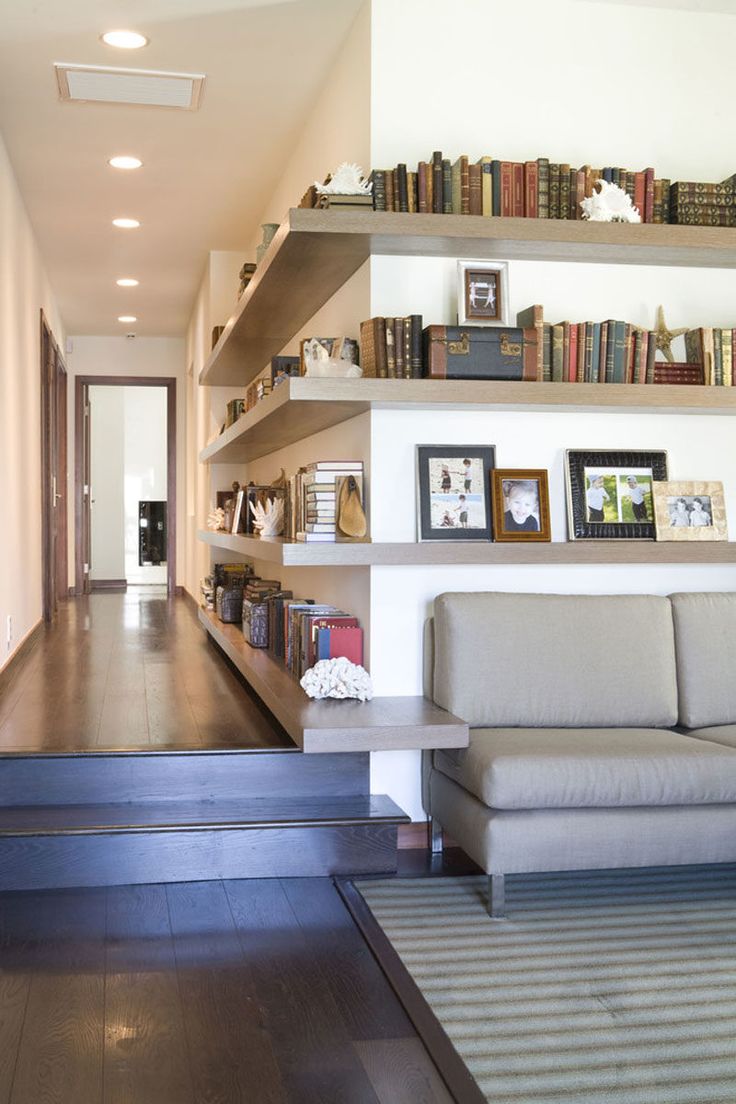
[
  {"x1": 197, "y1": 529, "x2": 736, "y2": 567},
  {"x1": 197, "y1": 607, "x2": 468, "y2": 754}
]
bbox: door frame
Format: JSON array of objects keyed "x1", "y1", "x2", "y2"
[
  {"x1": 74, "y1": 376, "x2": 177, "y2": 596},
  {"x1": 40, "y1": 310, "x2": 68, "y2": 622}
]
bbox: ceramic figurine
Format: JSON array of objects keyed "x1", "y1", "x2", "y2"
[{"x1": 248, "y1": 496, "x2": 284, "y2": 537}]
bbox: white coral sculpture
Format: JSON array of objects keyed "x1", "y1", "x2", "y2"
[
  {"x1": 581, "y1": 180, "x2": 641, "y2": 223},
  {"x1": 300, "y1": 658, "x2": 374, "y2": 701},
  {"x1": 314, "y1": 162, "x2": 373, "y2": 196},
  {"x1": 206, "y1": 507, "x2": 226, "y2": 531},
  {"x1": 248, "y1": 496, "x2": 284, "y2": 537}
]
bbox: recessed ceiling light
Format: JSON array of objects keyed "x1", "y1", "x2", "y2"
[
  {"x1": 118, "y1": 315, "x2": 137, "y2": 323},
  {"x1": 101, "y1": 30, "x2": 149, "y2": 50},
  {"x1": 116, "y1": 278, "x2": 139, "y2": 287},
  {"x1": 112, "y1": 217, "x2": 140, "y2": 229},
  {"x1": 109, "y1": 155, "x2": 142, "y2": 170}
]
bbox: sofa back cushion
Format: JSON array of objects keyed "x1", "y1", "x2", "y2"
[
  {"x1": 432, "y1": 592, "x2": 678, "y2": 728},
  {"x1": 671, "y1": 592, "x2": 736, "y2": 728}
]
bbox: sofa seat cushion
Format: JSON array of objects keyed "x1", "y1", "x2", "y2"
[
  {"x1": 685, "y1": 725, "x2": 736, "y2": 749},
  {"x1": 433, "y1": 728, "x2": 736, "y2": 810}
]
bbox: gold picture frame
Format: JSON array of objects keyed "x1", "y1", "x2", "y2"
[
  {"x1": 491, "y1": 469, "x2": 551, "y2": 542},
  {"x1": 652, "y1": 480, "x2": 728, "y2": 541}
]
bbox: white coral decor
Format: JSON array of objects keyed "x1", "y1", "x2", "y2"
[
  {"x1": 314, "y1": 162, "x2": 373, "y2": 196},
  {"x1": 300, "y1": 658, "x2": 373, "y2": 701},
  {"x1": 581, "y1": 179, "x2": 641, "y2": 223}
]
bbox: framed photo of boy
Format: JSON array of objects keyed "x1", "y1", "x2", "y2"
[
  {"x1": 417, "y1": 445, "x2": 495, "y2": 541},
  {"x1": 491, "y1": 469, "x2": 551, "y2": 542},
  {"x1": 565, "y1": 449, "x2": 668, "y2": 540},
  {"x1": 457, "y1": 260, "x2": 510, "y2": 327},
  {"x1": 652, "y1": 481, "x2": 727, "y2": 542}
]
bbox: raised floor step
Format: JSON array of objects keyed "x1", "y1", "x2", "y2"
[{"x1": 0, "y1": 795, "x2": 408, "y2": 891}]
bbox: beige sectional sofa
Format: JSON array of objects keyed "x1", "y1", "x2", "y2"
[{"x1": 426, "y1": 591, "x2": 736, "y2": 917}]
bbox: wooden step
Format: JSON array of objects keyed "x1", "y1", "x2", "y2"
[
  {"x1": 0, "y1": 795, "x2": 408, "y2": 891},
  {"x1": 0, "y1": 748, "x2": 370, "y2": 805}
]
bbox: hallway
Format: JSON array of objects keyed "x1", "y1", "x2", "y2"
[{"x1": 0, "y1": 590, "x2": 292, "y2": 753}]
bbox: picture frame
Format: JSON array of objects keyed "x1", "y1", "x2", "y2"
[
  {"x1": 565, "y1": 449, "x2": 668, "y2": 540},
  {"x1": 652, "y1": 481, "x2": 728, "y2": 542},
  {"x1": 457, "y1": 260, "x2": 510, "y2": 327},
  {"x1": 417, "y1": 445, "x2": 495, "y2": 541},
  {"x1": 491, "y1": 469, "x2": 551, "y2": 542}
]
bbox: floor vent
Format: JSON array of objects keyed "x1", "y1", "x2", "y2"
[{"x1": 54, "y1": 63, "x2": 205, "y2": 111}]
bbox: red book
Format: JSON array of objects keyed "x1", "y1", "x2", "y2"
[
  {"x1": 732, "y1": 329, "x2": 736, "y2": 385},
  {"x1": 306, "y1": 615, "x2": 359, "y2": 669},
  {"x1": 568, "y1": 323, "x2": 578, "y2": 383},
  {"x1": 644, "y1": 168, "x2": 655, "y2": 224},
  {"x1": 512, "y1": 163, "x2": 524, "y2": 217},
  {"x1": 319, "y1": 627, "x2": 364, "y2": 666},
  {"x1": 634, "y1": 172, "x2": 645, "y2": 222},
  {"x1": 500, "y1": 162, "x2": 513, "y2": 216},
  {"x1": 524, "y1": 161, "x2": 538, "y2": 218}
]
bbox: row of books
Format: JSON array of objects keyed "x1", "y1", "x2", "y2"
[
  {"x1": 360, "y1": 315, "x2": 423, "y2": 378},
  {"x1": 369, "y1": 154, "x2": 736, "y2": 225},
  {"x1": 285, "y1": 460, "x2": 365, "y2": 543},
  {"x1": 369, "y1": 154, "x2": 674, "y2": 222},
  {"x1": 272, "y1": 596, "x2": 363, "y2": 679},
  {"x1": 685, "y1": 328, "x2": 736, "y2": 385}
]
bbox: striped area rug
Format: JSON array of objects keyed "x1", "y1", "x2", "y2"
[{"x1": 355, "y1": 867, "x2": 736, "y2": 1104}]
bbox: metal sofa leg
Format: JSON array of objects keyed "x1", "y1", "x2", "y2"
[
  {"x1": 430, "y1": 816, "x2": 443, "y2": 855},
  {"x1": 487, "y1": 874, "x2": 506, "y2": 920}
]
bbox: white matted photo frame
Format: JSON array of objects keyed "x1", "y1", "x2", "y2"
[
  {"x1": 457, "y1": 260, "x2": 510, "y2": 327},
  {"x1": 565, "y1": 449, "x2": 668, "y2": 540},
  {"x1": 417, "y1": 445, "x2": 495, "y2": 541},
  {"x1": 652, "y1": 481, "x2": 728, "y2": 541}
]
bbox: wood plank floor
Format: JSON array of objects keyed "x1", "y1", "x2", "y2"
[
  {"x1": 0, "y1": 861, "x2": 466, "y2": 1104},
  {"x1": 0, "y1": 590, "x2": 293, "y2": 752}
]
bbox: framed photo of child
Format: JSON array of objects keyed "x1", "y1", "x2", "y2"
[
  {"x1": 652, "y1": 481, "x2": 727, "y2": 542},
  {"x1": 565, "y1": 449, "x2": 668, "y2": 540},
  {"x1": 491, "y1": 469, "x2": 551, "y2": 542},
  {"x1": 416, "y1": 445, "x2": 495, "y2": 541}
]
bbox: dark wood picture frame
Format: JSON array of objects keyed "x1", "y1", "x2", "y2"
[
  {"x1": 565, "y1": 448, "x2": 668, "y2": 541},
  {"x1": 417, "y1": 444, "x2": 495, "y2": 542},
  {"x1": 491, "y1": 469, "x2": 551, "y2": 542}
]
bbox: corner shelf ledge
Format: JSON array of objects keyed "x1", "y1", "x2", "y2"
[{"x1": 197, "y1": 607, "x2": 468, "y2": 753}]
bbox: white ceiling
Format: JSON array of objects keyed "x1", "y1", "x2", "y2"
[{"x1": 0, "y1": 0, "x2": 363, "y2": 336}]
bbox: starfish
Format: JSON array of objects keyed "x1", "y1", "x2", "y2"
[{"x1": 653, "y1": 305, "x2": 688, "y2": 363}]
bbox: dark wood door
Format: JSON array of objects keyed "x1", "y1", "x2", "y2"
[
  {"x1": 41, "y1": 313, "x2": 68, "y2": 620},
  {"x1": 55, "y1": 355, "x2": 68, "y2": 601}
]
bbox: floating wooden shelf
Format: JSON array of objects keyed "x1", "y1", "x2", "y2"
[
  {"x1": 197, "y1": 607, "x2": 468, "y2": 754},
  {"x1": 200, "y1": 377, "x2": 736, "y2": 465},
  {"x1": 198, "y1": 529, "x2": 736, "y2": 567},
  {"x1": 199, "y1": 209, "x2": 736, "y2": 387}
]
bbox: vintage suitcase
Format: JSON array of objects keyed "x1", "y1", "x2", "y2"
[
  {"x1": 216, "y1": 585, "x2": 244, "y2": 624},
  {"x1": 423, "y1": 325, "x2": 537, "y2": 381}
]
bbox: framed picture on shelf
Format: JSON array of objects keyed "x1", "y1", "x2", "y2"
[
  {"x1": 417, "y1": 444, "x2": 495, "y2": 542},
  {"x1": 652, "y1": 481, "x2": 727, "y2": 541},
  {"x1": 491, "y1": 469, "x2": 551, "y2": 542},
  {"x1": 565, "y1": 449, "x2": 668, "y2": 540},
  {"x1": 457, "y1": 260, "x2": 510, "y2": 327}
]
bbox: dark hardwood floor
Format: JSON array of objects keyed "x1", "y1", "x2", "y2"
[
  {"x1": 0, "y1": 590, "x2": 293, "y2": 752},
  {"x1": 0, "y1": 863, "x2": 461, "y2": 1104}
]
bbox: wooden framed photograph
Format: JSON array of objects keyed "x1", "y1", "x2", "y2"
[
  {"x1": 565, "y1": 449, "x2": 668, "y2": 540},
  {"x1": 457, "y1": 260, "x2": 510, "y2": 327},
  {"x1": 652, "y1": 481, "x2": 727, "y2": 541},
  {"x1": 417, "y1": 445, "x2": 495, "y2": 541},
  {"x1": 491, "y1": 469, "x2": 551, "y2": 542}
]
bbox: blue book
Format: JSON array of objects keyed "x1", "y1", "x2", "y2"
[{"x1": 316, "y1": 628, "x2": 332, "y2": 662}]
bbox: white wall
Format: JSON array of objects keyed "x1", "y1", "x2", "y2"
[
  {"x1": 124, "y1": 387, "x2": 168, "y2": 584},
  {"x1": 0, "y1": 132, "x2": 64, "y2": 670},
  {"x1": 66, "y1": 336, "x2": 185, "y2": 587},
  {"x1": 88, "y1": 387, "x2": 125, "y2": 581}
]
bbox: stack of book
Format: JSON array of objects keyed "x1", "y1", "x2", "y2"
[
  {"x1": 669, "y1": 178, "x2": 736, "y2": 227},
  {"x1": 245, "y1": 376, "x2": 271, "y2": 412},
  {"x1": 288, "y1": 461, "x2": 364, "y2": 543},
  {"x1": 265, "y1": 593, "x2": 363, "y2": 678},
  {"x1": 369, "y1": 153, "x2": 672, "y2": 223},
  {"x1": 360, "y1": 315, "x2": 423, "y2": 377},
  {"x1": 685, "y1": 328, "x2": 735, "y2": 384}
]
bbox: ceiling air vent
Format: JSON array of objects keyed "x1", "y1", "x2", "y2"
[{"x1": 54, "y1": 63, "x2": 205, "y2": 111}]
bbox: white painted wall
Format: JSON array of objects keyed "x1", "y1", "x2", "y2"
[
  {"x1": 0, "y1": 132, "x2": 64, "y2": 670},
  {"x1": 66, "y1": 336, "x2": 185, "y2": 587},
  {"x1": 124, "y1": 387, "x2": 168, "y2": 584}
]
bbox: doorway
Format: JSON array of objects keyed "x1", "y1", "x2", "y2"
[
  {"x1": 40, "y1": 311, "x2": 68, "y2": 622},
  {"x1": 74, "y1": 377, "x2": 176, "y2": 596}
]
